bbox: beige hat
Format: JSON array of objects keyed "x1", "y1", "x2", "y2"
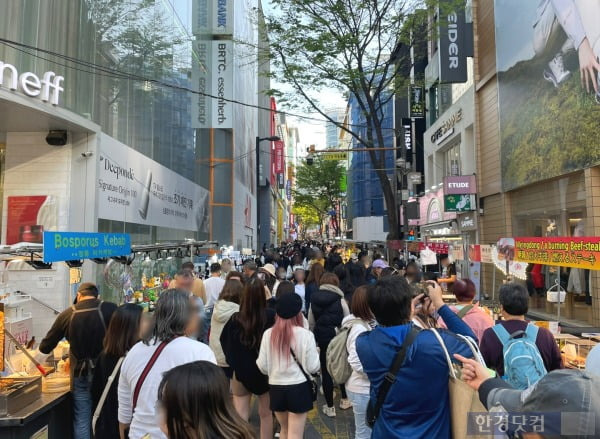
[{"x1": 260, "y1": 263, "x2": 276, "y2": 277}]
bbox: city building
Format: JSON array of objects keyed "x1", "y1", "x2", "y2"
[
  {"x1": 473, "y1": 0, "x2": 600, "y2": 325},
  {"x1": 0, "y1": 0, "x2": 267, "y2": 337},
  {"x1": 325, "y1": 107, "x2": 346, "y2": 148}
]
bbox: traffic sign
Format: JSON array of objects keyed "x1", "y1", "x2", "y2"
[{"x1": 323, "y1": 152, "x2": 348, "y2": 161}]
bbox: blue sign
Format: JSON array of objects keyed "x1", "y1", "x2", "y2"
[
  {"x1": 43, "y1": 231, "x2": 131, "y2": 263},
  {"x1": 286, "y1": 180, "x2": 292, "y2": 201}
]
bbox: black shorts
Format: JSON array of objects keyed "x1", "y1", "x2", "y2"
[{"x1": 269, "y1": 382, "x2": 314, "y2": 414}]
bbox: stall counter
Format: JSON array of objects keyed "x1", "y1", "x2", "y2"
[{"x1": 0, "y1": 390, "x2": 71, "y2": 439}]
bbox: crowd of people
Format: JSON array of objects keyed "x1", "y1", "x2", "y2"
[{"x1": 32, "y1": 241, "x2": 600, "y2": 438}]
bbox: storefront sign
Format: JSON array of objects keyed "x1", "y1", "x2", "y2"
[
  {"x1": 514, "y1": 237, "x2": 600, "y2": 270},
  {"x1": 98, "y1": 134, "x2": 210, "y2": 232},
  {"x1": 409, "y1": 85, "x2": 425, "y2": 118},
  {"x1": 468, "y1": 244, "x2": 481, "y2": 262},
  {"x1": 427, "y1": 198, "x2": 442, "y2": 222},
  {"x1": 190, "y1": 40, "x2": 233, "y2": 129},
  {"x1": 438, "y1": 0, "x2": 467, "y2": 83},
  {"x1": 444, "y1": 175, "x2": 477, "y2": 195},
  {"x1": 402, "y1": 121, "x2": 412, "y2": 153},
  {"x1": 444, "y1": 194, "x2": 475, "y2": 212},
  {"x1": 5, "y1": 195, "x2": 56, "y2": 245},
  {"x1": 192, "y1": 0, "x2": 233, "y2": 35},
  {"x1": 43, "y1": 231, "x2": 131, "y2": 262},
  {"x1": 451, "y1": 244, "x2": 465, "y2": 261},
  {"x1": 480, "y1": 244, "x2": 493, "y2": 263},
  {"x1": 274, "y1": 141, "x2": 285, "y2": 173},
  {"x1": 323, "y1": 151, "x2": 348, "y2": 161},
  {"x1": 418, "y1": 241, "x2": 450, "y2": 254},
  {"x1": 430, "y1": 109, "x2": 463, "y2": 145},
  {"x1": 459, "y1": 214, "x2": 477, "y2": 231},
  {"x1": 286, "y1": 180, "x2": 292, "y2": 200},
  {"x1": 0, "y1": 61, "x2": 64, "y2": 105}
]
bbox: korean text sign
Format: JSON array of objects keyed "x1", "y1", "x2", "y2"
[
  {"x1": 514, "y1": 237, "x2": 600, "y2": 270},
  {"x1": 43, "y1": 231, "x2": 131, "y2": 263}
]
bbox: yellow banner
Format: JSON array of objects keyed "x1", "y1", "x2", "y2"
[
  {"x1": 514, "y1": 237, "x2": 600, "y2": 270},
  {"x1": 323, "y1": 152, "x2": 348, "y2": 161}
]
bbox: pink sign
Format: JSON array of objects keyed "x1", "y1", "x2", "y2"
[{"x1": 443, "y1": 175, "x2": 477, "y2": 195}]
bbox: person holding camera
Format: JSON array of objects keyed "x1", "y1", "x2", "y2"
[{"x1": 356, "y1": 277, "x2": 476, "y2": 438}]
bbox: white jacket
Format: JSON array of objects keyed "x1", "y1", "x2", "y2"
[
  {"x1": 209, "y1": 300, "x2": 239, "y2": 366},
  {"x1": 257, "y1": 326, "x2": 320, "y2": 386},
  {"x1": 536, "y1": 0, "x2": 586, "y2": 49},
  {"x1": 343, "y1": 314, "x2": 373, "y2": 395}
]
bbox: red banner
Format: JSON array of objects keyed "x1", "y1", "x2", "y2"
[
  {"x1": 274, "y1": 140, "x2": 285, "y2": 174},
  {"x1": 514, "y1": 237, "x2": 600, "y2": 270},
  {"x1": 468, "y1": 244, "x2": 481, "y2": 262},
  {"x1": 6, "y1": 196, "x2": 48, "y2": 244},
  {"x1": 419, "y1": 242, "x2": 449, "y2": 254}
]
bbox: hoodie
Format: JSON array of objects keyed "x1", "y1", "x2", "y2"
[
  {"x1": 209, "y1": 300, "x2": 240, "y2": 366},
  {"x1": 308, "y1": 284, "x2": 350, "y2": 348}
]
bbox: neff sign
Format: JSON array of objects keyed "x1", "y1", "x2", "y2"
[{"x1": 0, "y1": 60, "x2": 64, "y2": 105}]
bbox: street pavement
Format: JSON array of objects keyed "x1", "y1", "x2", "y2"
[{"x1": 250, "y1": 386, "x2": 356, "y2": 438}]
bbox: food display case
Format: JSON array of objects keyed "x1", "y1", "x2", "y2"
[
  {"x1": 0, "y1": 376, "x2": 41, "y2": 416},
  {"x1": 562, "y1": 338, "x2": 598, "y2": 370}
]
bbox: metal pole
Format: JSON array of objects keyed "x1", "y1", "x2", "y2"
[{"x1": 255, "y1": 136, "x2": 260, "y2": 252}]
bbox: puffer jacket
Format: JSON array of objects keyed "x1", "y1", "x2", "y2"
[
  {"x1": 209, "y1": 300, "x2": 239, "y2": 366},
  {"x1": 308, "y1": 284, "x2": 349, "y2": 348}
]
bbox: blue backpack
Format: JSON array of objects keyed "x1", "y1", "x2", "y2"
[{"x1": 492, "y1": 324, "x2": 547, "y2": 390}]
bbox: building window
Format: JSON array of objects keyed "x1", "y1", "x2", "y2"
[{"x1": 444, "y1": 143, "x2": 461, "y2": 176}]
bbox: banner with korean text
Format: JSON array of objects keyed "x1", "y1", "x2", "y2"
[{"x1": 514, "y1": 237, "x2": 600, "y2": 271}]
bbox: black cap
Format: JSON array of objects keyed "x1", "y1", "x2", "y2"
[
  {"x1": 77, "y1": 282, "x2": 98, "y2": 297},
  {"x1": 276, "y1": 292, "x2": 302, "y2": 319}
]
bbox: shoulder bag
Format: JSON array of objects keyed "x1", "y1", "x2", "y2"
[
  {"x1": 132, "y1": 338, "x2": 176, "y2": 412},
  {"x1": 366, "y1": 326, "x2": 421, "y2": 428},
  {"x1": 429, "y1": 328, "x2": 488, "y2": 439},
  {"x1": 92, "y1": 357, "x2": 124, "y2": 435},
  {"x1": 290, "y1": 348, "x2": 318, "y2": 401}
]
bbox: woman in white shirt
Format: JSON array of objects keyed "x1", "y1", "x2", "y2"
[
  {"x1": 292, "y1": 266, "x2": 307, "y2": 313},
  {"x1": 343, "y1": 286, "x2": 376, "y2": 439},
  {"x1": 257, "y1": 293, "x2": 319, "y2": 439},
  {"x1": 118, "y1": 290, "x2": 216, "y2": 439}
]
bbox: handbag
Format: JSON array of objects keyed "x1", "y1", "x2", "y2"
[
  {"x1": 429, "y1": 328, "x2": 488, "y2": 439},
  {"x1": 290, "y1": 348, "x2": 317, "y2": 401},
  {"x1": 92, "y1": 356, "x2": 124, "y2": 436},
  {"x1": 366, "y1": 326, "x2": 421, "y2": 428}
]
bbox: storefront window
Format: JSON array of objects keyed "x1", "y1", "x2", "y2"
[
  {"x1": 444, "y1": 143, "x2": 461, "y2": 176},
  {"x1": 510, "y1": 173, "x2": 590, "y2": 324}
]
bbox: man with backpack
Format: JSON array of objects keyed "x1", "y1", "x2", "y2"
[
  {"x1": 480, "y1": 283, "x2": 562, "y2": 390},
  {"x1": 34, "y1": 282, "x2": 117, "y2": 439}
]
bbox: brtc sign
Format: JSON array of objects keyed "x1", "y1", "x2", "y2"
[{"x1": 43, "y1": 231, "x2": 131, "y2": 262}]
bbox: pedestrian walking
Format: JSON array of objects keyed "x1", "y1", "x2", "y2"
[
  {"x1": 117, "y1": 289, "x2": 216, "y2": 439},
  {"x1": 158, "y1": 361, "x2": 254, "y2": 439},
  {"x1": 308, "y1": 272, "x2": 351, "y2": 416},
  {"x1": 257, "y1": 293, "x2": 320, "y2": 439},
  {"x1": 91, "y1": 304, "x2": 146, "y2": 439},
  {"x1": 305, "y1": 262, "x2": 324, "y2": 315},
  {"x1": 220, "y1": 278, "x2": 275, "y2": 439}
]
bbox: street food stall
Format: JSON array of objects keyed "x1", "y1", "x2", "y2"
[{"x1": 0, "y1": 234, "x2": 217, "y2": 437}]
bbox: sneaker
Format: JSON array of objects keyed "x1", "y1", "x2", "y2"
[
  {"x1": 543, "y1": 53, "x2": 571, "y2": 87},
  {"x1": 322, "y1": 405, "x2": 336, "y2": 417},
  {"x1": 339, "y1": 398, "x2": 352, "y2": 410}
]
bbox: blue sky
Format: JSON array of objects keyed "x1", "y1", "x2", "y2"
[{"x1": 494, "y1": 0, "x2": 538, "y2": 72}]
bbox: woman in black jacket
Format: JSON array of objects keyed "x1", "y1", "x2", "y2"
[
  {"x1": 91, "y1": 304, "x2": 144, "y2": 439},
  {"x1": 221, "y1": 278, "x2": 275, "y2": 439},
  {"x1": 308, "y1": 272, "x2": 350, "y2": 417}
]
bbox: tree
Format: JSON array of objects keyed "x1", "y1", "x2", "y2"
[
  {"x1": 292, "y1": 205, "x2": 320, "y2": 238},
  {"x1": 294, "y1": 156, "x2": 346, "y2": 238},
  {"x1": 265, "y1": 0, "x2": 442, "y2": 241}
]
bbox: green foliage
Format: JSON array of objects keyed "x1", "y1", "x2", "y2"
[
  {"x1": 293, "y1": 156, "x2": 345, "y2": 233},
  {"x1": 498, "y1": 54, "x2": 600, "y2": 190}
]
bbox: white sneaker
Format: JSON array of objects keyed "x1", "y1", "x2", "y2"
[
  {"x1": 339, "y1": 398, "x2": 352, "y2": 410},
  {"x1": 543, "y1": 53, "x2": 571, "y2": 87},
  {"x1": 322, "y1": 404, "x2": 336, "y2": 417}
]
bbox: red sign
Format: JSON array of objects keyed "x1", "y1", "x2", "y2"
[
  {"x1": 418, "y1": 242, "x2": 449, "y2": 254},
  {"x1": 443, "y1": 175, "x2": 477, "y2": 195},
  {"x1": 6, "y1": 196, "x2": 49, "y2": 244},
  {"x1": 274, "y1": 140, "x2": 285, "y2": 174},
  {"x1": 514, "y1": 237, "x2": 600, "y2": 270},
  {"x1": 468, "y1": 244, "x2": 481, "y2": 262}
]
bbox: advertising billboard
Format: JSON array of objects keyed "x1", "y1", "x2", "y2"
[
  {"x1": 494, "y1": 0, "x2": 600, "y2": 191},
  {"x1": 98, "y1": 134, "x2": 209, "y2": 233}
]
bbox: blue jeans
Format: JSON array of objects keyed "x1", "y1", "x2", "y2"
[
  {"x1": 73, "y1": 375, "x2": 92, "y2": 439},
  {"x1": 347, "y1": 390, "x2": 371, "y2": 439}
]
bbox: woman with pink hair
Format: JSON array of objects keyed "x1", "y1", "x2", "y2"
[{"x1": 257, "y1": 293, "x2": 319, "y2": 439}]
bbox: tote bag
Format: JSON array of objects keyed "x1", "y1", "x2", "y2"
[{"x1": 430, "y1": 329, "x2": 488, "y2": 439}]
